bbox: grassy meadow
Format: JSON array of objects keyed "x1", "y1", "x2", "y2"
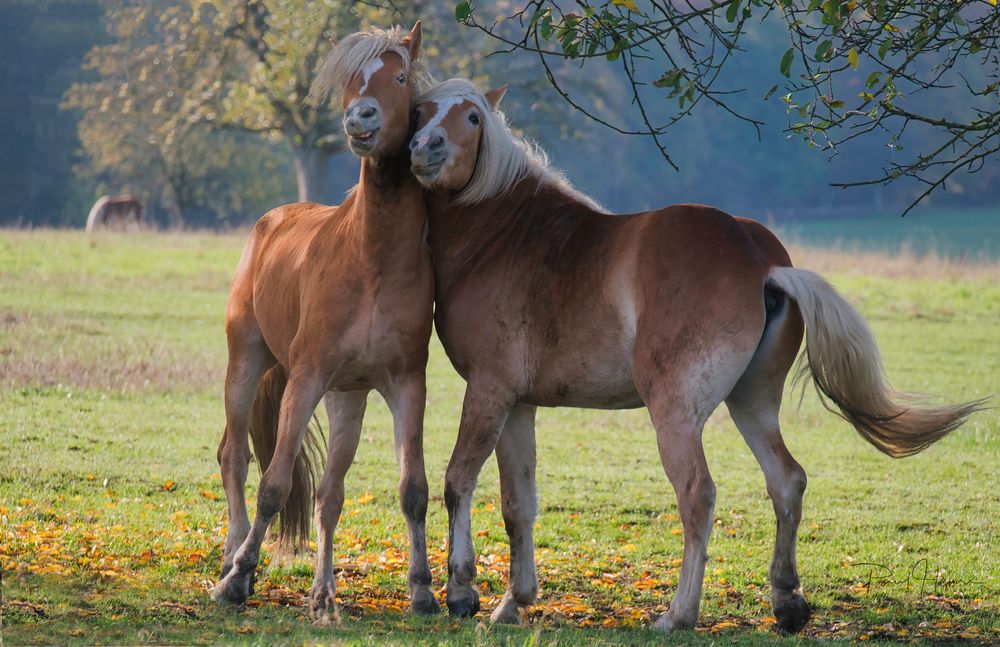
[{"x1": 0, "y1": 230, "x2": 998, "y2": 645}]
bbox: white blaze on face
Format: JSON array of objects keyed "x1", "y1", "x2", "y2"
[
  {"x1": 412, "y1": 96, "x2": 465, "y2": 150},
  {"x1": 359, "y1": 57, "x2": 384, "y2": 95}
]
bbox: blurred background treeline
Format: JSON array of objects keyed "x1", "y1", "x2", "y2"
[{"x1": 1, "y1": 0, "x2": 998, "y2": 238}]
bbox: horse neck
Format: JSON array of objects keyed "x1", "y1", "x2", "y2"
[
  {"x1": 349, "y1": 153, "x2": 426, "y2": 261},
  {"x1": 427, "y1": 175, "x2": 601, "y2": 290}
]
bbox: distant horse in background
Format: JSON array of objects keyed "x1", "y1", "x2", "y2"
[
  {"x1": 408, "y1": 78, "x2": 986, "y2": 633},
  {"x1": 85, "y1": 195, "x2": 144, "y2": 232},
  {"x1": 212, "y1": 23, "x2": 439, "y2": 620}
]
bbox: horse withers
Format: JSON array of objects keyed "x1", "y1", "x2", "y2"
[
  {"x1": 212, "y1": 23, "x2": 439, "y2": 620},
  {"x1": 408, "y1": 78, "x2": 985, "y2": 632},
  {"x1": 85, "y1": 194, "x2": 143, "y2": 232}
]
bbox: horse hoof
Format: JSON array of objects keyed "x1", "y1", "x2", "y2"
[
  {"x1": 489, "y1": 605, "x2": 522, "y2": 625},
  {"x1": 651, "y1": 613, "x2": 674, "y2": 633},
  {"x1": 446, "y1": 591, "x2": 481, "y2": 618},
  {"x1": 488, "y1": 591, "x2": 522, "y2": 624},
  {"x1": 774, "y1": 593, "x2": 811, "y2": 634},
  {"x1": 212, "y1": 572, "x2": 250, "y2": 607},
  {"x1": 410, "y1": 588, "x2": 441, "y2": 615}
]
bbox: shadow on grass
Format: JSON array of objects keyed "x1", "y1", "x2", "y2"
[{"x1": 3, "y1": 570, "x2": 999, "y2": 645}]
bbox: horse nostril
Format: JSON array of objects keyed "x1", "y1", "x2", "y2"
[
  {"x1": 360, "y1": 106, "x2": 377, "y2": 120},
  {"x1": 429, "y1": 135, "x2": 444, "y2": 150}
]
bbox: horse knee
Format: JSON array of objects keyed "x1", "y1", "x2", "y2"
[
  {"x1": 315, "y1": 478, "x2": 345, "y2": 525},
  {"x1": 400, "y1": 478, "x2": 429, "y2": 521},
  {"x1": 682, "y1": 476, "x2": 716, "y2": 519},
  {"x1": 443, "y1": 473, "x2": 465, "y2": 514},
  {"x1": 257, "y1": 471, "x2": 293, "y2": 519},
  {"x1": 768, "y1": 463, "x2": 806, "y2": 517}
]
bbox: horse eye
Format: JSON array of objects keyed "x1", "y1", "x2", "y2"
[
  {"x1": 468, "y1": 113, "x2": 481, "y2": 126},
  {"x1": 396, "y1": 73, "x2": 407, "y2": 85}
]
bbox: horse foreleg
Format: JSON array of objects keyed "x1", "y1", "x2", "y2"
[
  {"x1": 309, "y1": 389, "x2": 368, "y2": 624},
  {"x1": 444, "y1": 382, "x2": 515, "y2": 617},
  {"x1": 490, "y1": 403, "x2": 538, "y2": 625},
  {"x1": 213, "y1": 367, "x2": 325, "y2": 606},
  {"x1": 384, "y1": 373, "x2": 440, "y2": 615}
]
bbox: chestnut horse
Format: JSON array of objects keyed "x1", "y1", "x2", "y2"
[
  {"x1": 408, "y1": 79, "x2": 984, "y2": 632},
  {"x1": 212, "y1": 24, "x2": 440, "y2": 619}
]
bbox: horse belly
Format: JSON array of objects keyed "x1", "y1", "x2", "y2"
[{"x1": 525, "y1": 332, "x2": 642, "y2": 409}]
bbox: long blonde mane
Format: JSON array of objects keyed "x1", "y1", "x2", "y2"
[
  {"x1": 416, "y1": 78, "x2": 601, "y2": 209},
  {"x1": 309, "y1": 26, "x2": 432, "y2": 104}
]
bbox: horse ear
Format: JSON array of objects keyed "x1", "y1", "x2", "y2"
[
  {"x1": 402, "y1": 20, "x2": 422, "y2": 61},
  {"x1": 484, "y1": 85, "x2": 508, "y2": 109}
]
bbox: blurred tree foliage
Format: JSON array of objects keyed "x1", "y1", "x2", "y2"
[
  {"x1": 0, "y1": 0, "x2": 107, "y2": 226},
  {"x1": 3, "y1": 1, "x2": 997, "y2": 226},
  {"x1": 458, "y1": 0, "x2": 1000, "y2": 215},
  {"x1": 58, "y1": 0, "x2": 532, "y2": 225}
]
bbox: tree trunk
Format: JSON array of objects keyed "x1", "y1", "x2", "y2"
[{"x1": 292, "y1": 144, "x2": 334, "y2": 203}]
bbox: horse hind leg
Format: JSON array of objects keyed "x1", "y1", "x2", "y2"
[
  {"x1": 310, "y1": 389, "x2": 368, "y2": 624},
  {"x1": 725, "y1": 299, "x2": 811, "y2": 634},
  {"x1": 218, "y1": 325, "x2": 274, "y2": 580},
  {"x1": 213, "y1": 364, "x2": 326, "y2": 606},
  {"x1": 635, "y1": 322, "x2": 762, "y2": 631},
  {"x1": 647, "y1": 401, "x2": 716, "y2": 631}
]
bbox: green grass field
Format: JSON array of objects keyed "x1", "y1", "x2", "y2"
[{"x1": 1, "y1": 230, "x2": 997, "y2": 645}]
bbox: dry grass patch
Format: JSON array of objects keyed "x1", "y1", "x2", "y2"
[{"x1": 786, "y1": 243, "x2": 1000, "y2": 282}]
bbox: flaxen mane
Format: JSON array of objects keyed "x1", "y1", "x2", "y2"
[
  {"x1": 417, "y1": 78, "x2": 602, "y2": 209},
  {"x1": 309, "y1": 26, "x2": 432, "y2": 104}
]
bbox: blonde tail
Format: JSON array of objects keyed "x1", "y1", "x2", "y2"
[{"x1": 767, "y1": 267, "x2": 986, "y2": 457}]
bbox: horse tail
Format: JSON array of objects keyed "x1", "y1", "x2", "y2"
[
  {"x1": 248, "y1": 364, "x2": 325, "y2": 549},
  {"x1": 767, "y1": 267, "x2": 986, "y2": 458},
  {"x1": 85, "y1": 196, "x2": 109, "y2": 232}
]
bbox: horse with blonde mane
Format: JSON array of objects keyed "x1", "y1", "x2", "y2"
[
  {"x1": 408, "y1": 78, "x2": 985, "y2": 632},
  {"x1": 212, "y1": 23, "x2": 440, "y2": 619}
]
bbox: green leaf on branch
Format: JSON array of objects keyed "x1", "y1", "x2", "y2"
[
  {"x1": 653, "y1": 69, "x2": 683, "y2": 89},
  {"x1": 848, "y1": 47, "x2": 859, "y2": 70},
  {"x1": 540, "y1": 14, "x2": 554, "y2": 39},
  {"x1": 455, "y1": 1, "x2": 472, "y2": 22},
  {"x1": 815, "y1": 40, "x2": 833, "y2": 61},
  {"x1": 780, "y1": 47, "x2": 795, "y2": 77},
  {"x1": 878, "y1": 38, "x2": 891, "y2": 59},
  {"x1": 726, "y1": 1, "x2": 741, "y2": 23}
]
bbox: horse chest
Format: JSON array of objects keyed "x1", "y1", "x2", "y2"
[{"x1": 314, "y1": 269, "x2": 433, "y2": 385}]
